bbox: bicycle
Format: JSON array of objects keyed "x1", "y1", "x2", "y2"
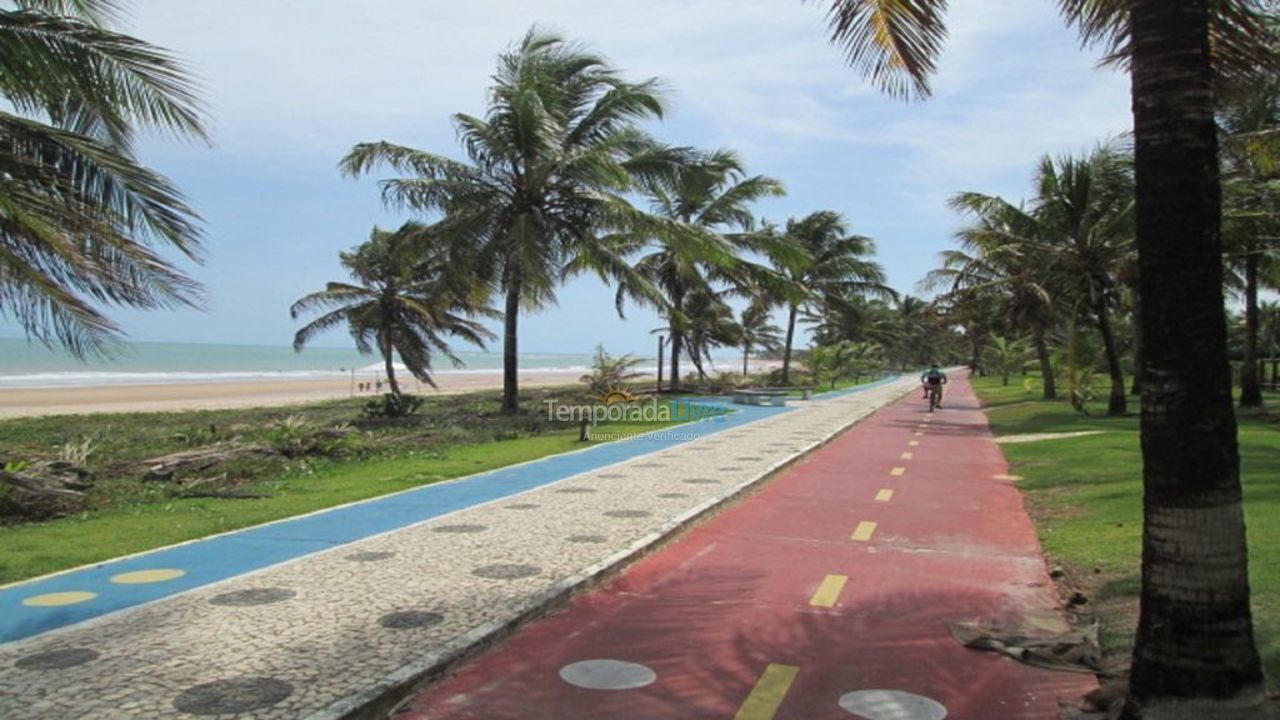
[{"x1": 926, "y1": 383, "x2": 942, "y2": 412}]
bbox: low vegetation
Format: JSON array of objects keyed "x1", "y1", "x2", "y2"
[
  {"x1": 972, "y1": 374, "x2": 1280, "y2": 684},
  {"x1": 0, "y1": 383, "x2": 689, "y2": 583}
]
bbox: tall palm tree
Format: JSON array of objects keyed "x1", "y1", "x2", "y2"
[
  {"x1": 816, "y1": 1, "x2": 1278, "y2": 714},
  {"x1": 611, "y1": 149, "x2": 785, "y2": 390},
  {"x1": 942, "y1": 149, "x2": 1135, "y2": 409},
  {"x1": 772, "y1": 211, "x2": 891, "y2": 384},
  {"x1": 1220, "y1": 80, "x2": 1280, "y2": 407},
  {"x1": 291, "y1": 223, "x2": 496, "y2": 394},
  {"x1": 738, "y1": 301, "x2": 782, "y2": 376},
  {"x1": 927, "y1": 198, "x2": 1060, "y2": 399},
  {"x1": 341, "y1": 29, "x2": 673, "y2": 413},
  {"x1": 0, "y1": 0, "x2": 207, "y2": 357}
]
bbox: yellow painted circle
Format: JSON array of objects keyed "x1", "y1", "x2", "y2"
[
  {"x1": 23, "y1": 591, "x2": 98, "y2": 607},
  {"x1": 109, "y1": 569, "x2": 186, "y2": 585}
]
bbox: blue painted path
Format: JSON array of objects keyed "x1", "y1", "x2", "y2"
[{"x1": 0, "y1": 377, "x2": 897, "y2": 643}]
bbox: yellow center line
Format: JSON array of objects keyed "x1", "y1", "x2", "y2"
[
  {"x1": 890, "y1": 466, "x2": 905, "y2": 476},
  {"x1": 908, "y1": 440, "x2": 920, "y2": 447},
  {"x1": 851, "y1": 521, "x2": 877, "y2": 541},
  {"x1": 913, "y1": 431, "x2": 924, "y2": 437},
  {"x1": 875, "y1": 488, "x2": 894, "y2": 502},
  {"x1": 809, "y1": 574, "x2": 848, "y2": 608},
  {"x1": 735, "y1": 664, "x2": 800, "y2": 720},
  {"x1": 900, "y1": 452, "x2": 913, "y2": 460}
]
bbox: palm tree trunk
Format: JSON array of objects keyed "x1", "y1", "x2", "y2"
[
  {"x1": 1033, "y1": 325, "x2": 1056, "y2": 400},
  {"x1": 781, "y1": 303, "x2": 798, "y2": 384},
  {"x1": 1094, "y1": 298, "x2": 1127, "y2": 416},
  {"x1": 1130, "y1": 287, "x2": 1144, "y2": 396},
  {"x1": 381, "y1": 337, "x2": 401, "y2": 395},
  {"x1": 1124, "y1": 2, "x2": 1267, "y2": 717},
  {"x1": 501, "y1": 279, "x2": 521, "y2": 415},
  {"x1": 668, "y1": 291, "x2": 683, "y2": 392},
  {"x1": 743, "y1": 344, "x2": 750, "y2": 376},
  {"x1": 1241, "y1": 249, "x2": 1263, "y2": 407}
]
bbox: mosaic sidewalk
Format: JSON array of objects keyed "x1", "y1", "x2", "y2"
[{"x1": 0, "y1": 378, "x2": 917, "y2": 719}]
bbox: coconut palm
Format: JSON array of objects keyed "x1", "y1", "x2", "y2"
[
  {"x1": 341, "y1": 29, "x2": 674, "y2": 413},
  {"x1": 738, "y1": 301, "x2": 782, "y2": 376},
  {"x1": 610, "y1": 149, "x2": 785, "y2": 390},
  {"x1": 0, "y1": 0, "x2": 207, "y2": 357},
  {"x1": 771, "y1": 211, "x2": 891, "y2": 384},
  {"x1": 1221, "y1": 80, "x2": 1280, "y2": 407},
  {"x1": 983, "y1": 335, "x2": 1034, "y2": 386},
  {"x1": 929, "y1": 194, "x2": 1060, "y2": 398},
  {"x1": 291, "y1": 223, "x2": 497, "y2": 395},
  {"x1": 816, "y1": 1, "x2": 1279, "y2": 713}
]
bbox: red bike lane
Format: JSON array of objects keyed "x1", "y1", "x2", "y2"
[{"x1": 393, "y1": 377, "x2": 1096, "y2": 719}]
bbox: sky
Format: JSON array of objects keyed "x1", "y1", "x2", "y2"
[{"x1": 2, "y1": 0, "x2": 1134, "y2": 356}]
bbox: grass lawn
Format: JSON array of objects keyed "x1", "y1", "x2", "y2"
[
  {"x1": 972, "y1": 374, "x2": 1280, "y2": 683},
  {"x1": 0, "y1": 386, "x2": 689, "y2": 585}
]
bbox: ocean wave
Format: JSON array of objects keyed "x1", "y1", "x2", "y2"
[{"x1": 0, "y1": 364, "x2": 629, "y2": 389}]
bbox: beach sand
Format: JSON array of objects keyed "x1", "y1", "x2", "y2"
[{"x1": 0, "y1": 370, "x2": 598, "y2": 419}]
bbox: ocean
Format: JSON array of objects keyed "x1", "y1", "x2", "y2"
[{"x1": 0, "y1": 338, "x2": 606, "y2": 389}]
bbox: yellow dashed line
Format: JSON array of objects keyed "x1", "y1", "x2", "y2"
[
  {"x1": 890, "y1": 467, "x2": 905, "y2": 476},
  {"x1": 735, "y1": 663, "x2": 799, "y2": 720},
  {"x1": 900, "y1": 452, "x2": 913, "y2": 460},
  {"x1": 908, "y1": 440, "x2": 920, "y2": 447},
  {"x1": 809, "y1": 574, "x2": 848, "y2": 608},
  {"x1": 913, "y1": 431, "x2": 924, "y2": 437},
  {"x1": 851, "y1": 521, "x2": 877, "y2": 541},
  {"x1": 875, "y1": 489, "x2": 894, "y2": 502}
]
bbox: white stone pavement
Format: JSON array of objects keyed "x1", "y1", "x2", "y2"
[{"x1": 0, "y1": 378, "x2": 915, "y2": 719}]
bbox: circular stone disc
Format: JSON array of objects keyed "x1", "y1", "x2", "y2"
[
  {"x1": 208, "y1": 588, "x2": 296, "y2": 607},
  {"x1": 378, "y1": 610, "x2": 444, "y2": 629},
  {"x1": 559, "y1": 659, "x2": 657, "y2": 690},
  {"x1": 172, "y1": 676, "x2": 293, "y2": 715},
  {"x1": 838, "y1": 689, "x2": 947, "y2": 720},
  {"x1": 431, "y1": 524, "x2": 488, "y2": 534},
  {"x1": 472, "y1": 563, "x2": 541, "y2": 579},
  {"x1": 345, "y1": 551, "x2": 396, "y2": 561},
  {"x1": 15, "y1": 647, "x2": 99, "y2": 670}
]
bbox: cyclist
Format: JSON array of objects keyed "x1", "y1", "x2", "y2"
[{"x1": 920, "y1": 364, "x2": 948, "y2": 407}]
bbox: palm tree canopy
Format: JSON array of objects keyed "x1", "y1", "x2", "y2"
[
  {"x1": 0, "y1": 0, "x2": 207, "y2": 356},
  {"x1": 819, "y1": 0, "x2": 1280, "y2": 100},
  {"x1": 291, "y1": 223, "x2": 497, "y2": 388},
  {"x1": 341, "y1": 28, "x2": 676, "y2": 313}
]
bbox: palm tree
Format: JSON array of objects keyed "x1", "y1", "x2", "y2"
[
  {"x1": 611, "y1": 149, "x2": 785, "y2": 390},
  {"x1": 341, "y1": 29, "x2": 673, "y2": 413},
  {"x1": 291, "y1": 223, "x2": 496, "y2": 394},
  {"x1": 0, "y1": 0, "x2": 207, "y2": 357},
  {"x1": 738, "y1": 301, "x2": 782, "y2": 376},
  {"x1": 983, "y1": 335, "x2": 1034, "y2": 386},
  {"x1": 817, "y1": 1, "x2": 1277, "y2": 714},
  {"x1": 927, "y1": 199, "x2": 1060, "y2": 399},
  {"x1": 771, "y1": 211, "x2": 891, "y2": 384},
  {"x1": 1220, "y1": 80, "x2": 1280, "y2": 407}
]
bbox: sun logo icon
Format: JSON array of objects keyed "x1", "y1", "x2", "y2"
[{"x1": 593, "y1": 384, "x2": 637, "y2": 405}]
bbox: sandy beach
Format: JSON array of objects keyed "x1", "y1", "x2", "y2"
[{"x1": 0, "y1": 370, "x2": 597, "y2": 419}]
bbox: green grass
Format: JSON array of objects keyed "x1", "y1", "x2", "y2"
[
  {"x1": 973, "y1": 374, "x2": 1280, "y2": 683},
  {"x1": 0, "y1": 420, "x2": 677, "y2": 585}
]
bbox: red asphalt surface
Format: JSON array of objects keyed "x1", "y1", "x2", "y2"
[{"x1": 395, "y1": 377, "x2": 1096, "y2": 719}]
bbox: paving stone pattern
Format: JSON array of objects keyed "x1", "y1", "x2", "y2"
[{"x1": 0, "y1": 379, "x2": 914, "y2": 719}]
